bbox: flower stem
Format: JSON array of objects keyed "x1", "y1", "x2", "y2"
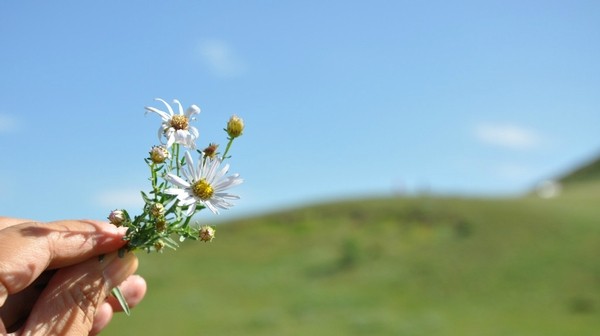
[
  {"x1": 221, "y1": 137, "x2": 235, "y2": 161},
  {"x1": 150, "y1": 162, "x2": 158, "y2": 201},
  {"x1": 174, "y1": 144, "x2": 181, "y2": 176}
]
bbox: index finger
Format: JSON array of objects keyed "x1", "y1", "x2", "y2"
[
  {"x1": 0, "y1": 219, "x2": 127, "y2": 306},
  {"x1": 0, "y1": 217, "x2": 35, "y2": 231}
]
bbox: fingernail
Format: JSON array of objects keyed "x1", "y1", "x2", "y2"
[
  {"x1": 102, "y1": 252, "x2": 138, "y2": 288},
  {"x1": 115, "y1": 226, "x2": 128, "y2": 236},
  {"x1": 104, "y1": 223, "x2": 128, "y2": 236}
]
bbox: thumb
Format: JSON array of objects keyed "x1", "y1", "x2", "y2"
[{"x1": 20, "y1": 252, "x2": 138, "y2": 335}]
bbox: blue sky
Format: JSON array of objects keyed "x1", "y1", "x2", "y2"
[{"x1": 1, "y1": 1, "x2": 599, "y2": 222}]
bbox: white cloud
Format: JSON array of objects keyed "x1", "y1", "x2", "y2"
[
  {"x1": 0, "y1": 114, "x2": 18, "y2": 134},
  {"x1": 494, "y1": 162, "x2": 536, "y2": 181},
  {"x1": 94, "y1": 188, "x2": 144, "y2": 209},
  {"x1": 474, "y1": 123, "x2": 542, "y2": 150},
  {"x1": 196, "y1": 39, "x2": 246, "y2": 78}
]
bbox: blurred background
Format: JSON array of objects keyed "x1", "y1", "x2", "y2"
[{"x1": 1, "y1": 1, "x2": 599, "y2": 335}]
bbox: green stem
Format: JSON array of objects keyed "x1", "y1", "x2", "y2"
[
  {"x1": 150, "y1": 162, "x2": 158, "y2": 201},
  {"x1": 221, "y1": 137, "x2": 234, "y2": 161},
  {"x1": 174, "y1": 144, "x2": 181, "y2": 176}
]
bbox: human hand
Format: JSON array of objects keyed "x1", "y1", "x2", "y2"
[{"x1": 0, "y1": 217, "x2": 147, "y2": 335}]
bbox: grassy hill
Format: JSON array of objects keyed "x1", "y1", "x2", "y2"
[
  {"x1": 105, "y1": 183, "x2": 600, "y2": 335},
  {"x1": 558, "y1": 153, "x2": 600, "y2": 186}
]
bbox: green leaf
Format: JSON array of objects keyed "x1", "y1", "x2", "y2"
[
  {"x1": 141, "y1": 191, "x2": 152, "y2": 204},
  {"x1": 162, "y1": 237, "x2": 180, "y2": 250},
  {"x1": 111, "y1": 287, "x2": 130, "y2": 316}
]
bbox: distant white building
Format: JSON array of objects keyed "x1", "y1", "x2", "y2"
[{"x1": 535, "y1": 180, "x2": 562, "y2": 199}]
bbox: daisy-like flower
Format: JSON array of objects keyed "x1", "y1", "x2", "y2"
[
  {"x1": 165, "y1": 151, "x2": 243, "y2": 216},
  {"x1": 145, "y1": 98, "x2": 201, "y2": 149}
]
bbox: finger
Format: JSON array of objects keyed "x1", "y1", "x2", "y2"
[
  {"x1": 90, "y1": 274, "x2": 147, "y2": 335},
  {"x1": 104, "y1": 274, "x2": 147, "y2": 312},
  {"x1": 0, "y1": 220, "x2": 127, "y2": 304},
  {"x1": 21, "y1": 251, "x2": 138, "y2": 335},
  {"x1": 0, "y1": 271, "x2": 54, "y2": 331},
  {"x1": 90, "y1": 302, "x2": 113, "y2": 336},
  {"x1": 0, "y1": 217, "x2": 34, "y2": 231}
]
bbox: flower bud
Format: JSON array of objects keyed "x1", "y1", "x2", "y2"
[
  {"x1": 203, "y1": 143, "x2": 219, "y2": 159},
  {"x1": 155, "y1": 218, "x2": 167, "y2": 232},
  {"x1": 108, "y1": 210, "x2": 126, "y2": 226},
  {"x1": 199, "y1": 225, "x2": 216, "y2": 242},
  {"x1": 150, "y1": 202, "x2": 165, "y2": 218},
  {"x1": 149, "y1": 145, "x2": 169, "y2": 164},
  {"x1": 226, "y1": 115, "x2": 244, "y2": 138},
  {"x1": 154, "y1": 240, "x2": 165, "y2": 252}
]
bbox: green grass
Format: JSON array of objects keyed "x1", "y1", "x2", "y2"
[
  {"x1": 558, "y1": 155, "x2": 600, "y2": 185},
  {"x1": 105, "y1": 183, "x2": 600, "y2": 335}
]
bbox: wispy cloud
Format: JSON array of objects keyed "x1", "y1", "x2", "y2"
[
  {"x1": 196, "y1": 39, "x2": 246, "y2": 78},
  {"x1": 493, "y1": 162, "x2": 536, "y2": 181},
  {"x1": 94, "y1": 188, "x2": 144, "y2": 209},
  {"x1": 474, "y1": 123, "x2": 543, "y2": 150},
  {"x1": 0, "y1": 114, "x2": 18, "y2": 134}
]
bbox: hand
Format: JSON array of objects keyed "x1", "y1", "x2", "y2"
[{"x1": 0, "y1": 217, "x2": 147, "y2": 335}]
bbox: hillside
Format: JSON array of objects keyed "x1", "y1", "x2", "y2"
[
  {"x1": 105, "y1": 187, "x2": 600, "y2": 335},
  {"x1": 558, "y1": 153, "x2": 600, "y2": 185}
]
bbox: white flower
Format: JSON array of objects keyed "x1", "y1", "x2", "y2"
[
  {"x1": 165, "y1": 151, "x2": 243, "y2": 216},
  {"x1": 145, "y1": 98, "x2": 201, "y2": 149}
]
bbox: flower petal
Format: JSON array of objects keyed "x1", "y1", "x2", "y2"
[
  {"x1": 144, "y1": 106, "x2": 170, "y2": 121},
  {"x1": 186, "y1": 104, "x2": 201, "y2": 117},
  {"x1": 165, "y1": 174, "x2": 191, "y2": 188},
  {"x1": 215, "y1": 191, "x2": 240, "y2": 198},
  {"x1": 189, "y1": 126, "x2": 199, "y2": 138},
  {"x1": 155, "y1": 98, "x2": 174, "y2": 116},
  {"x1": 166, "y1": 132, "x2": 175, "y2": 148},
  {"x1": 173, "y1": 99, "x2": 184, "y2": 115},
  {"x1": 185, "y1": 203, "x2": 197, "y2": 217},
  {"x1": 164, "y1": 187, "x2": 184, "y2": 196},
  {"x1": 203, "y1": 200, "x2": 220, "y2": 214},
  {"x1": 184, "y1": 151, "x2": 197, "y2": 179}
]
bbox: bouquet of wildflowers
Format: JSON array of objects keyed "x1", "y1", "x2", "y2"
[{"x1": 106, "y1": 98, "x2": 244, "y2": 313}]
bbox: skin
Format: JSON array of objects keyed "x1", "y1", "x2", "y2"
[{"x1": 0, "y1": 217, "x2": 147, "y2": 335}]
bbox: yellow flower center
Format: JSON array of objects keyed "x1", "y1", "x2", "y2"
[
  {"x1": 192, "y1": 179, "x2": 214, "y2": 200},
  {"x1": 170, "y1": 115, "x2": 189, "y2": 130}
]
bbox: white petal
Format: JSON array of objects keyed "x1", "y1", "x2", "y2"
[
  {"x1": 145, "y1": 106, "x2": 170, "y2": 121},
  {"x1": 165, "y1": 174, "x2": 191, "y2": 188},
  {"x1": 164, "y1": 187, "x2": 184, "y2": 195},
  {"x1": 184, "y1": 151, "x2": 197, "y2": 179},
  {"x1": 157, "y1": 127, "x2": 166, "y2": 144},
  {"x1": 203, "y1": 200, "x2": 220, "y2": 214},
  {"x1": 213, "y1": 175, "x2": 243, "y2": 190},
  {"x1": 181, "y1": 167, "x2": 193, "y2": 183},
  {"x1": 178, "y1": 197, "x2": 196, "y2": 206},
  {"x1": 155, "y1": 98, "x2": 174, "y2": 116},
  {"x1": 215, "y1": 192, "x2": 240, "y2": 200},
  {"x1": 204, "y1": 160, "x2": 221, "y2": 183},
  {"x1": 189, "y1": 126, "x2": 199, "y2": 139},
  {"x1": 212, "y1": 164, "x2": 230, "y2": 183},
  {"x1": 212, "y1": 198, "x2": 234, "y2": 209},
  {"x1": 186, "y1": 104, "x2": 201, "y2": 117},
  {"x1": 199, "y1": 156, "x2": 210, "y2": 179},
  {"x1": 173, "y1": 99, "x2": 184, "y2": 115},
  {"x1": 185, "y1": 203, "x2": 197, "y2": 217},
  {"x1": 166, "y1": 133, "x2": 175, "y2": 148}
]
